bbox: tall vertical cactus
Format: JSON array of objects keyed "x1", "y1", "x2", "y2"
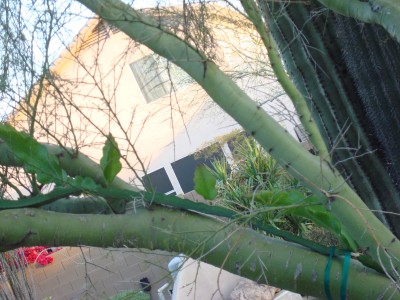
[{"x1": 261, "y1": 1, "x2": 400, "y2": 236}]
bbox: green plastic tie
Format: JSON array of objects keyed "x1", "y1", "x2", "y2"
[
  {"x1": 341, "y1": 251, "x2": 351, "y2": 300},
  {"x1": 324, "y1": 246, "x2": 335, "y2": 300}
]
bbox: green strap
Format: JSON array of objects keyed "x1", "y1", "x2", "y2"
[
  {"x1": 0, "y1": 187, "x2": 81, "y2": 209},
  {"x1": 324, "y1": 247, "x2": 351, "y2": 300},
  {"x1": 341, "y1": 251, "x2": 351, "y2": 300},
  {"x1": 324, "y1": 246, "x2": 335, "y2": 300}
]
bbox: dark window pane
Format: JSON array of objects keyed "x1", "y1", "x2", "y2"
[
  {"x1": 171, "y1": 155, "x2": 198, "y2": 193},
  {"x1": 142, "y1": 168, "x2": 174, "y2": 194},
  {"x1": 172, "y1": 144, "x2": 224, "y2": 193}
]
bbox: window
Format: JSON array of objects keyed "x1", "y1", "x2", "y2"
[
  {"x1": 130, "y1": 54, "x2": 191, "y2": 103},
  {"x1": 141, "y1": 168, "x2": 175, "y2": 195}
]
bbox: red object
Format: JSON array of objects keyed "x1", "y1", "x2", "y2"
[
  {"x1": 23, "y1": 246, "x2": 56, "y2": 266},
  {"x1": 1, "y1": 246, "x2": 60, "y2": 271}
]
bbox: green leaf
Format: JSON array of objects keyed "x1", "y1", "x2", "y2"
[
  {"x1": 0, "y1": 124, "x2": 62, "y2": 184},
  {"x1": 275, "y1": 191, "x2": 342, "y2": 234},
  {"x1": 194, "y1": 165, "x2": 217, "y2": 200},
  {"x1": 100, "y1": 134, "x2": 122, "y2": 185},
  {"x1": 255, "y1": 190, "x2": 355, "y2": 246}
]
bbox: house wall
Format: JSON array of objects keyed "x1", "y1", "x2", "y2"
[
  {"x1": 10, "y1": 6, "x2": 302, "y2": 193},
  {"x1": 18, "y1": 6, "x2": 299, "y2": 195}
]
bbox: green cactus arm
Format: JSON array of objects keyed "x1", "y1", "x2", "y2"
[
  {"x1": 0, "y1": 180, "x2": 350, "y2": 260},
  {"x1": 239, "y1": 0, "x2": 330, "y2": 160},
  {"x1": 0, "y1": 137, "x2": 378, "y2": 269},
  {"x1": 317, "y1": 0, "x2": 400, "y2": 43},
  {"x1": 1, "y1": 207, "x2": 398, "y2": 299}
]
